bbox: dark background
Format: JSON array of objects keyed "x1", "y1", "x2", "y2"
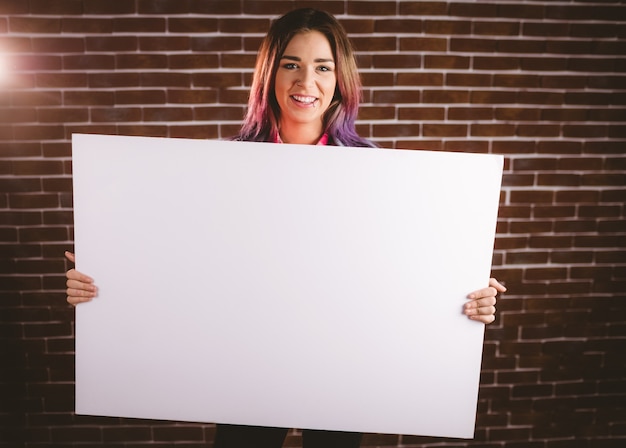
[{"x1": 1, "y1": 1, "x2": 625, "y2": 447}]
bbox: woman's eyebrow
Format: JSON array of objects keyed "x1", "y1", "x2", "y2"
[{"x1": 281, "y1": 55, "x2": 335, "y2": 64}]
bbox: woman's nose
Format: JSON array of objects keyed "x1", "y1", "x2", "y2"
[{"x1": 297, "y1": 68, "x2": 315, "y2": 87}]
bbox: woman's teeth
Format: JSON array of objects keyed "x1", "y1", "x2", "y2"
[{"x1": 292, "y1": 95, "x2": 316, "y2": 104}]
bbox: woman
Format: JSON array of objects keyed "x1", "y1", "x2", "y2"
[{"x1": 66, "y1": 8, "x2": 505, "y2": 448}]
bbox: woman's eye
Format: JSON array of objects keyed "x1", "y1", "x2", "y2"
[{"x1": 283, "y1": 63, "x2": 298, "y2": 70}]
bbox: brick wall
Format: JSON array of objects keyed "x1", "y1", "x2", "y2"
[{"x1": 1, "y1": 0, "x2": 625, "y2": 446}]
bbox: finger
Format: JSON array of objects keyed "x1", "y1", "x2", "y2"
[
  {"x1": 66, "y1": 268, "x2": 94, "y2": 284},
  {"x1": 464, "y1": 303, "x2": 496, "y2": 317},
  {"x1": 470, "y1": 313, "x2": 496, "y2": 324},
  {"x1": 489, "y1": 277, "x2": 507, "y2": 293},
  {"x1": 66, "y1": 283, "x2": 97, "y2": 306},
  {"x1": 473, "y1": 296, "x2": 497, "y2": 307},
  {"x1": 65, "y1": 251, "x2": 76, "y2": 263},
  {"x1": 66, "y1": 279, "x2": 97, "y2": 292},
  {"x1": 468, "y1": 278, "x2": 507, "y2": 300},
  {"x1": 66, "y1": 283, "x2": 96, "y2": 297},
  {"x1": 467, "y1": 286, "x2": 497, "y2": 300}
]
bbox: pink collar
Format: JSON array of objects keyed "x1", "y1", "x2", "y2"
[{"x1": 274, "y1": 133, "x2": 329, "y2": 146}]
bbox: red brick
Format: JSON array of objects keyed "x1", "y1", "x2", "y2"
[
  {"x1": 143, "y1": 107, "x2": 193, "y2": 122},
  {"x1": 29, "y1": 0, "x2": 82, "y2": 15},
  {"x1": 32, "y1": 37, "x2": 85, "y2": 53},
  {"x1": 569, "y1": 57, "x2": 618, "y2": 72},
  {"x1": 90, "y1": 107, "x2": 142, "y2": 123},
  {"x1": 556, "y1": 190, "x2": 600, "y2": 203},
  {"x1": 168, "y1": 18, "x2": 218, "y2": 33},
  {"x1": 502, "y1": 174, "x2": 535, "y2": 187},
  {"x1": 39, "y1": 107, "x2": 88, "y2": 123},
  {"x1": 36, "y1": 73, "x2": 88, "y2": 88},
  {"x1": 140, "y1": 36, "x2": 191, "y2": 52},
  {"x1": 194, "y1": 106, "x2": 243, "y2": 121},
  {"x1": 220, "y1": 17, "x2": 269, "y2": 34},
  {"x1": 475, "y1": 21, "x2": 520, "y2": 36},
  {"x1": 116, "y1": 54, "x2": 168, "y2": 69},
  {"x1": 0, "y1": 0, "x2": 29, "y2": 14},
  {"x1": 424, "y1": 19, "x2": 472, "y2": 35},
  {"x1": 84, "y1": 0, "x2": 136, "y2": 14},
  {"x1": 424, "y1": 55, "x2": 470, "y2": 69},
  {"x1": 398, "y1": 107, "x2": 444, "y2": 121},
  {"x1": 359, "y1": 105, "x2": 396, "y2": 120},
  {"x1": 396, "y1": 72, "x2": 442, "y2": 87},
  {"x1": 191, "y1": 72, "x2": 243, "y2": 88},
  {"x1": 471, "y1": 90, "x2": 517, "y2": 104},
  {"x1": 116, "y1": 125, "x2": 168, "y2": 138},
  {"x1": 63, "y1": 54, "x2": 115, "y2": 70},
  {"x1": 537, "y1": 141, "x2": 583, "y2": 154},
  {"x1": 451, "y1": 37, "x2": 497, "y2": 53},
  {"x1": 422, "y1": 89, "x2": 468, "y2": 103},
  {"x1": 474, "y1": 56, "x2": 520, "y2": 71},
  {"x1": 64, "y1": 91, "x2": 114, "y2": 106},
  {"x1": 141, "y1": 73, "x2": 190, "y2": 88},
  {"x1": 534, "y1": 206, "x2": 577, "y2": 219},
  {"x1": 423, "y1": 123, "x2": 467, "y2": 137},
  {"x1": 472, "y1": 124, "x2": 516, "y2": 137},
  {"x1": 373, "y1": 90, "x2": 421, "y2": 104},
  {"x1": 13, "y1": 125, "x2": 65, "y2": 141},
  {"x1": 582, "y1": 173, "x2": 626, "y2": 186},
  {"x1": 399, "y1": 2, "x2": 447, "y2": 16},
  {"x1": 114, "y1": 17, "x2": 165, "y2": 32},
  {"x1": 400, "y1": 37, "x2": 446, "y2": 52},
  {"x1": 447, "y1": 73, "x2": 491, "y2": 87},
  {"x1": 168, "y1": 90, "x2": 219, "y2": 105},
  {"x1": 115, "y1": 90, "x2": 166, "y2": 105},
  {"x1": 61, "y1": 17, "x2": 112, "y2": 33},
  {"x1": 448, "y1": 107, "x2": 492, "y2": 120},
  {"x1": 554, "y1": 219, "x2": 596, "y2": 233},
  {"x1": 600, "y1": 189, "x2": 626, "y2": 202},
  {"x1": 10, "y1": 17, "x2": 61, "y2": 33},
  {"x1": 347, "y1": 1, "x2": 396, "y2": 15},
  {"x1": 371, "y1": 54, "x2": 422, "y2": 69},
  {"x1": 138, "y1": 0, "x2": 192, "y2": 15},
  {"x1": 444, "y1": 140, "x2": 490, "y2": 153},
  {"x1": 375, "y1": 19, "x2": 422, "y2": 34},
  {"x1": 194, "y1": 0, "x2": 242, "y2": 15},
  {"x1": 373, "y1": 124, "x2": 421, "y2": 138},
  {"x1": 152, "y1": 425, "x2": 204, "y2": 441},
  {"x1": 537, "y1": 174, "x2": 581, "y2": 186},
  {"x1": 518, "y1": 91, "x2": 565, "y2": 105},
  {"x1": 169, "y1": 125, "x2": 219, "y2": 140},
  {"x1": 89, "y1": 73, "x2": 140, "y2": 88},
  {"x1": 219, "y1": 89, "x2": 249, "y2": 105},
  {"x1": 509, "y1": 216, "x2": 550, "y2": 233},
  {"x1": 547, "y1": 5, "x2": 626, "y2": 21}
]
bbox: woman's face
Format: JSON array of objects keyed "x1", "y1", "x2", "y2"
[{"x1": 274, "y1": 30, "x2": 337, "y2": 136}]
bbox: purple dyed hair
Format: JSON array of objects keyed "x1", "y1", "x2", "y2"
[{"x1": 234, "y1": 8, "x2": 375, "y2": 147}]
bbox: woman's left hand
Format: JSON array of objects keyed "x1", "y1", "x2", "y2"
[{"x1": 464, "y1": 278, "x2": 506, "y2": 324}]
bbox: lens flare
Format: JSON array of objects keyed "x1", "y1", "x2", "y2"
[{"x1": 0, "y1": 52, "x2": 10, "y2": 85}]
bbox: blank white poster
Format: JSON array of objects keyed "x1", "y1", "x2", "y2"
[{"x1": 71, "y1": 133, "x2": 503, "y2": 439}]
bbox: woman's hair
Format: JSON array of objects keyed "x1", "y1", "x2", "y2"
[{"x1": 234, "y1": 8, "x2": 375, "y2": 147}]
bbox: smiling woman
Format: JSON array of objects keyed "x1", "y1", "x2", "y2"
[
  {"x1": 233, "y1": 8, "x2": 376, "y2": 148},
  {"x1": 64, "y1": 7, "x2": 505, "y2": 448}
]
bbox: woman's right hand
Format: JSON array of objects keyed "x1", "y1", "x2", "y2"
[{"x1": 65, "y1": 251, "x2": 97, "y2": 306}]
